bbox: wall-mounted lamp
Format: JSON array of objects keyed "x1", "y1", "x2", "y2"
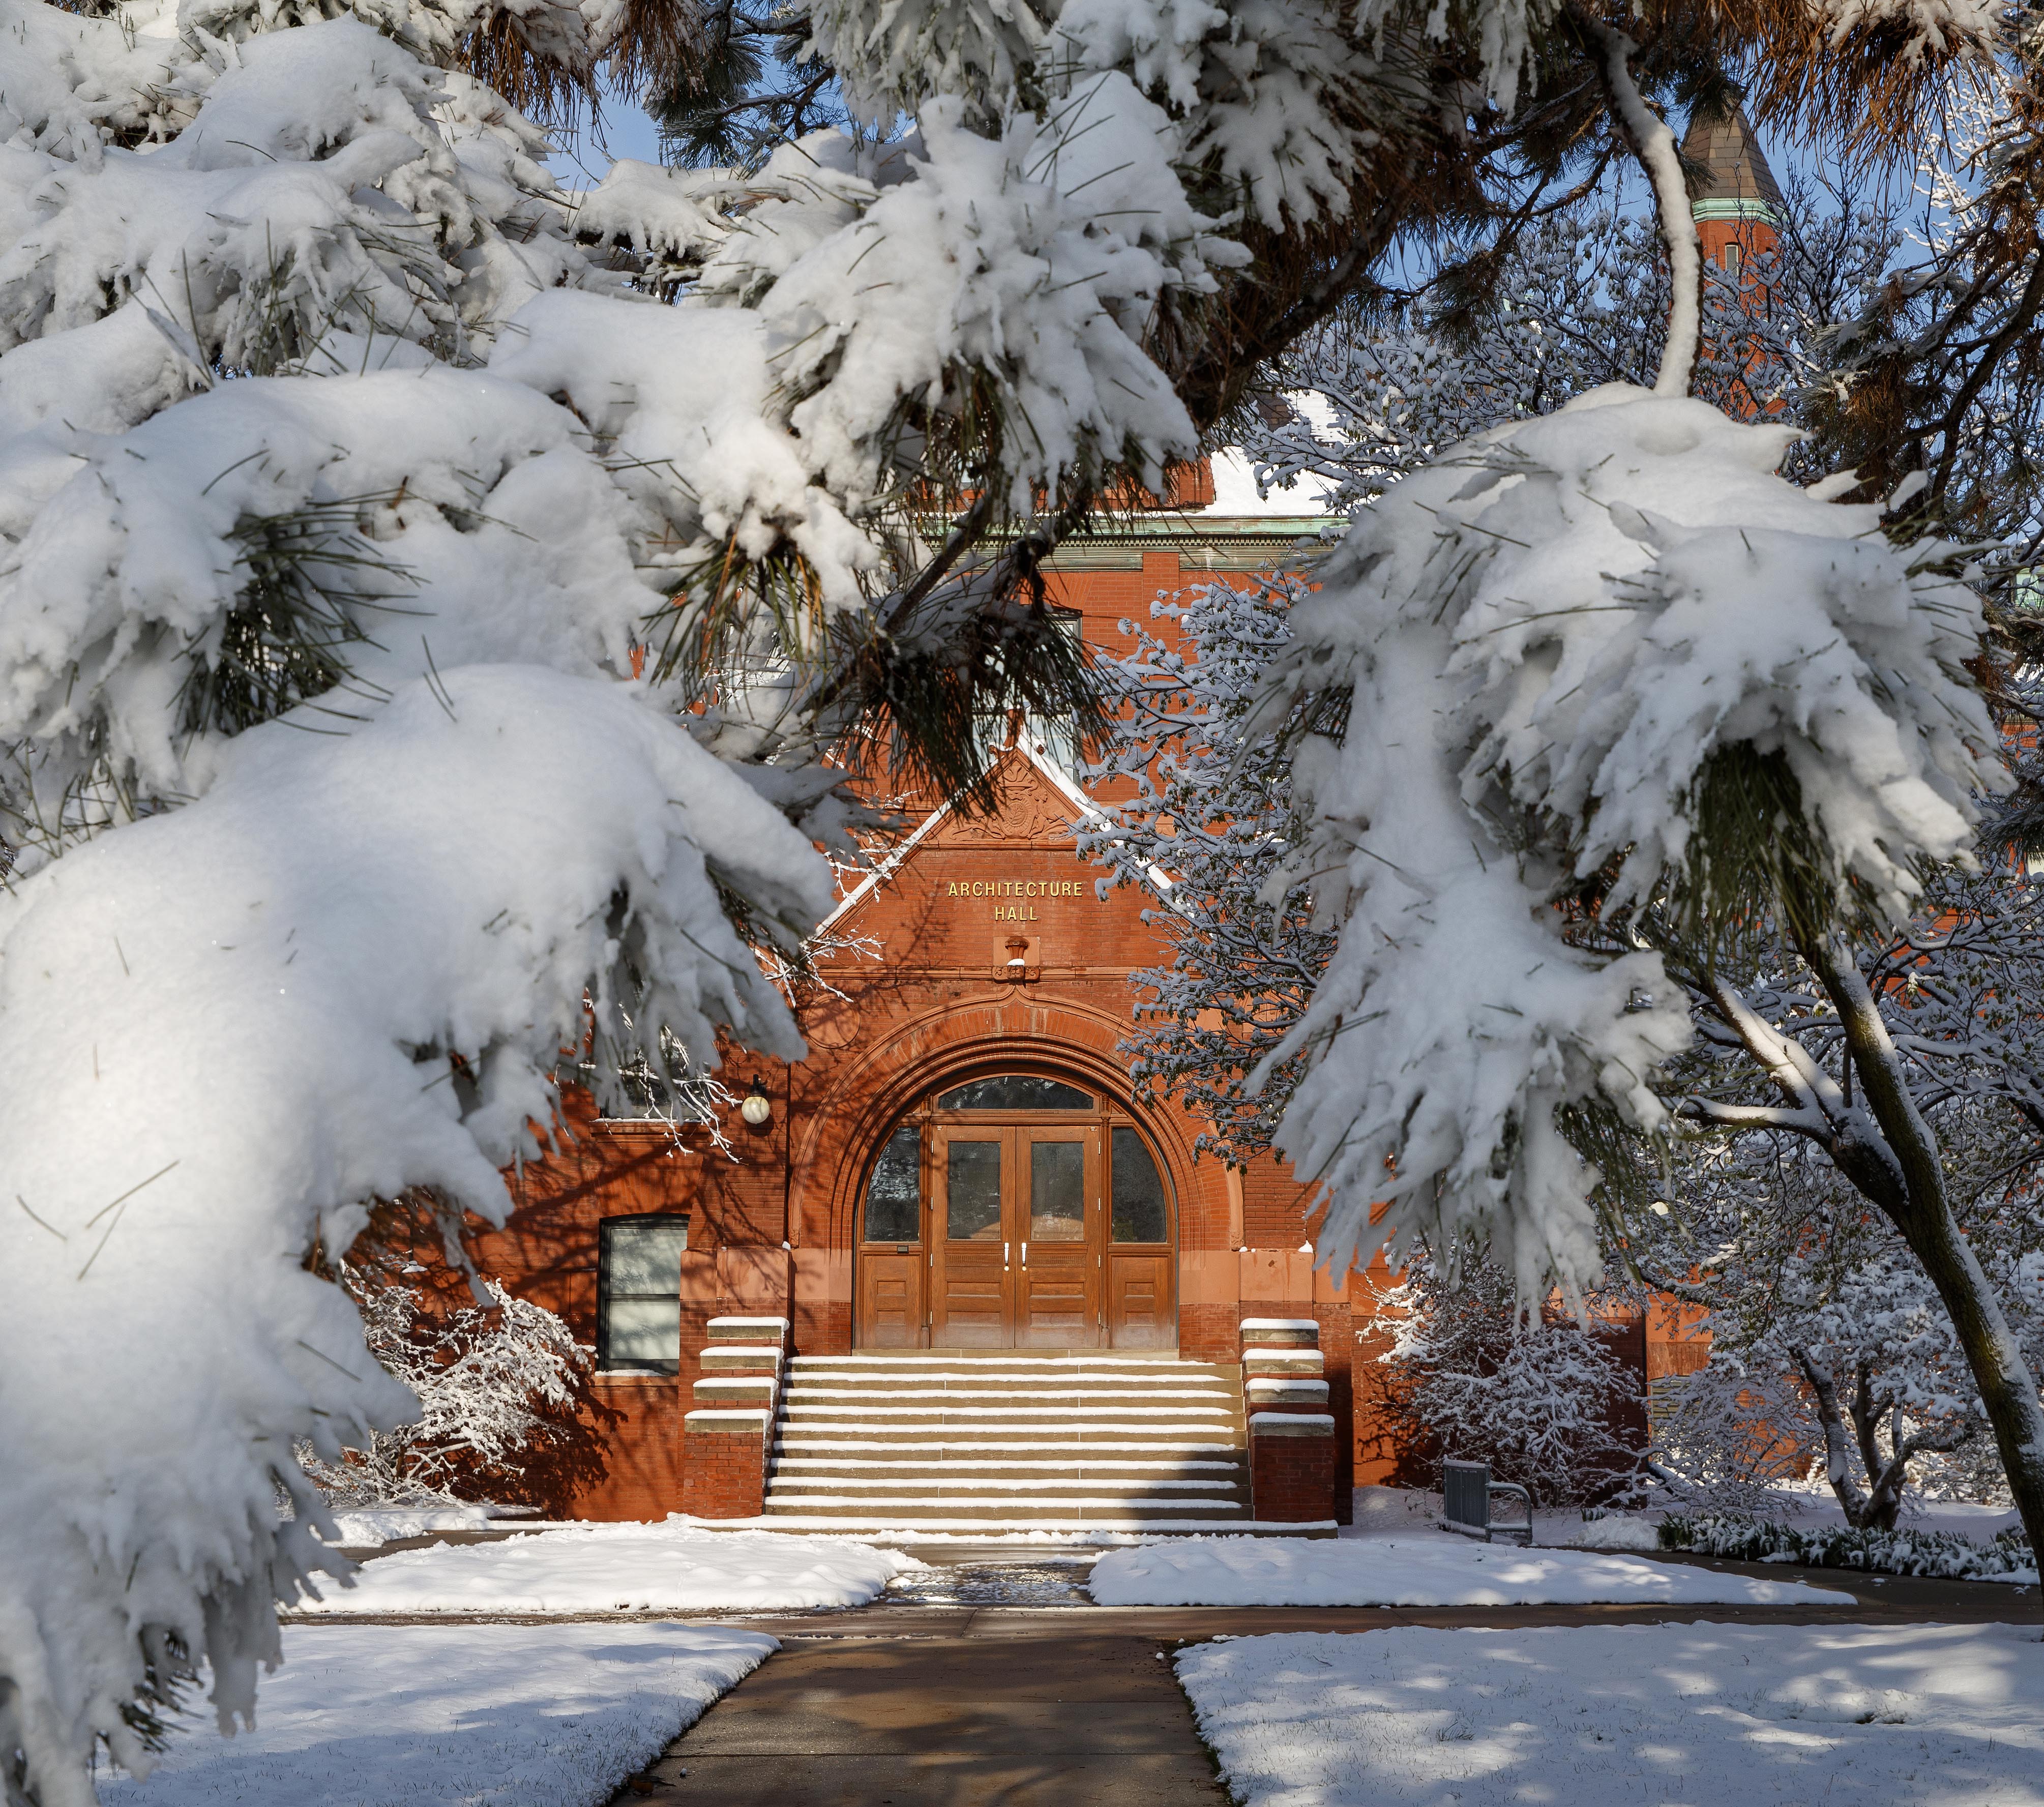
[{"x1": 738, "y1": 1076, "x2": 773, "y2": 1128}]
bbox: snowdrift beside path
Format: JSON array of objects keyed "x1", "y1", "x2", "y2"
[
  {"x1": 101, "y1": 1621, "x2": 772, "y2": 1807},
  {"x1": 292, "y1": 1525, "x2": 922, "y2": 1616},
  {"x1": 1177, "y1": 1623, "x2": 2044, "y2": 1806},
  {"x1": 321, "y1": 1507, "x2": 503, "y2": 1546},
  {"x1": 1086, "y1": 1536, "x2": 1849, "y2": 1606}
]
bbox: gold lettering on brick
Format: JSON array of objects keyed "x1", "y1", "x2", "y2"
[{"x1": 936, "y1": 877, "x2": 1088, "y2": 912}]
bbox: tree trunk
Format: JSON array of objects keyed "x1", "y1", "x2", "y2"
[
  {"x1": 1795, "y1": 1345, "x2": 1877, "y2": 1526},
  {"x1": 1798, "y1": 929, "x2": 2044, "y2": 1561},
  {"x1": 1846, "y1": 1376, "x2": 1907, "y2": 1532}
]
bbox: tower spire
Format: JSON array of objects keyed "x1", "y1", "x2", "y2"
[
  {"x1": 1680, "y1": 106, "x2": 1782, "y2": 282},
  {"x1": 1681, "y1": 106, "x2": 1784, "y2": 222}
]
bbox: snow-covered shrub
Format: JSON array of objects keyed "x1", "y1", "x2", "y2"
[
  {"x1": 298, "y1": 1266, "x2": 610, "y2": 1514},
  {"x1": 1658, "y1": 1513, "x2": 2035, "y2": 1580},
  {"x1": 1368, "y1": 1256, "x2": 1646, "y2": 1506}
]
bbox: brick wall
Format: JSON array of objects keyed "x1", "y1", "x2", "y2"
[
  {"x1": 1179, "y1": 1301, "x2": 1240, "y2": 1364},
  {"x1": 680, "y1": 1414, "x2": 767, "y2": 1519},
  {"x1": 1242, "y1": 1159, "x2": 1314, "y2": 1249}
]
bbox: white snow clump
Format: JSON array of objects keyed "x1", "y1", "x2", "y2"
[
  {"x1": 0, "y1": 669, "x2": 829, "y2": 1806},
  {"x1": 1261, "y1": 385, "x2": 2002, "y2": 1301}
]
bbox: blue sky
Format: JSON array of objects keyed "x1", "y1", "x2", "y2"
[
  {"x1": 545, "y1": 92, "x2": 665, "y2": 188},
  {"x1": 538, "y1": 94, "x2": 1900, "y2": 262}
]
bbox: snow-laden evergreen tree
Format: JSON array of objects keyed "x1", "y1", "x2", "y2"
[
  {"x1": 1089, "y1": 25, "x2": 2044, "y2": 1559},
  {"x1": 0, "y1": 0, "x2": 2013, "y2": 1794},
  {"x1": 1083, "y1": 172, "x2": 1909, "y2": 1162},
  {"x1": 1258, "y1": 88, "x2": 2044, "y2": 1580}
]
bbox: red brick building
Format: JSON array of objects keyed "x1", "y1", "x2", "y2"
[
  {"x1": 467, "y1": 109, "x2": 1782, "y2": 1527},
  {"x1": 474, "y1": 487, "x2": 1404, "y2": 1531}
]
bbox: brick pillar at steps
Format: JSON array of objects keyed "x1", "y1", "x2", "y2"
[
  {"x1": 680, "y1": 1411, "x2": 768, "y2": 1518},
  {"x1": 679, "y1": 1314, "x2": 786, "y2": 1519},
  {"x1": 1240, "y1": 1316, "x2": 1337, "y2": 1525},
  {"x1": 1249, "y1": 1413, "x2": 1338, "y2": 1524}
]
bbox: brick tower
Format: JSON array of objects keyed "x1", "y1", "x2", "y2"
[{"x1": 1682, "y1": 105, "x2": 1783, "y2": 282}]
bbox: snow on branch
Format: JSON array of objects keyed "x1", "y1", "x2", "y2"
[
  {"x1": 1051, "y1": 0, "x2": 1377, "y2": 229},
  {"x1": 1585, "y1": 23, "x2": 1699, "y2": 399},
  {"x1": 299, "y1": 1268, "x2": 606, "y2": 1509},
  {"x1": 0, "y1": 669, "x2": 830, "y2": 1803},
  {"x1": 1260, "y1": 387, "x2": 2004, "y2": 1302},
  {"x1": 0, "y1": 369, "x2": 656, "y2": 848}
]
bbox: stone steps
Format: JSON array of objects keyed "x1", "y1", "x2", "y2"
[{"x1": 761, "y1": 1350, "x2": 1255, "y2": 1533}]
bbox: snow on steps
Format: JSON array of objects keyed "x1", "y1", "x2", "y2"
[{"x1": 758, "y1": 1351, "x2": 1278, "y2": 1533}]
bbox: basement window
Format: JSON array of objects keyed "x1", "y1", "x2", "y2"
[{"x1": 598, "y1": 1214, "x2": 688, "y2": 1373}]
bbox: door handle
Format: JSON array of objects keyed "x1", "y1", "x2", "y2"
[
  {"x1": 1021, "y1": 1242, "x2": 1028, "y2": 1266},
  {"x1": 1003, "y1": 1240, "x2": 1010, "y2": 1271}
]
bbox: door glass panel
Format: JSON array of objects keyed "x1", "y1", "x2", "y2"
[
  {"x1": 939, "y1": 1075, "x2": 1092, "y2": 1111},
  {"x1": 946, "y1": 1140, "x2": 1003, "y2": 1240},
  {"x1": 863, "y1": 1124, "x2": 921, "y2": 1242},
  {"x1": 1029, "y1": 1141, "x2": 1086, "y2": 1240},
  {"x1": 1111, "y1": 1128, "x2": 1169, "y2": 1243}
]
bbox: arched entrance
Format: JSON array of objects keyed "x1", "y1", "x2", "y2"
[{"x1": 853, "y1": 1069, "x2": 1177, "y2": 1351}]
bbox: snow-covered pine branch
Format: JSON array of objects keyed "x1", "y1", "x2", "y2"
[
  {"x1": 0, "y1": 668, "x2": 830, "y2": 1805},
  {"x1": 1257, "y1": 380, "x2": 1999, "y2": 1300}
]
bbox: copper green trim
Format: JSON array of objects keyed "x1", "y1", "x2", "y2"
[{"x1": 1693, "y1": 197, "x2": 1779, "y2": 224}]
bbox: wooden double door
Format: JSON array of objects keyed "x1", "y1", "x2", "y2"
[
  {"x1": 854, "y1": 1086, "x2": 1176, "y2": 1350},
  {"x1": 930, "y1": 1122, "x2": 1099, "y2": 1347}
]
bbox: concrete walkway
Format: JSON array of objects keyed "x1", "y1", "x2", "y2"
[
  {"x1": 602, "y1": 1551, "x2": 2037, "y2": 1806},
  {"x1": 611, "y1": 1631, "x2": 1226, "y2": 1805}
]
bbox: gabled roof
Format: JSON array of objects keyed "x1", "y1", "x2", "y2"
[{"x1": 813, "y1": 733, "x2": 1171, "y2": 939}]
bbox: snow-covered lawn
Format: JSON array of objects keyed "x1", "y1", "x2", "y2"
[
  {"x1": 1177, "y1": 1623, "x2": 2044, "y2": 1806},
  {"x1": 102, "y1": 1621, "x2": 772, "y2": 1807},
  {"x1": 1346, "y1": 1485, "x2": 2028, "y2": 1556},
  {"x1": 1087, "y1": 1537, "x2": 1848, "y2": 1606},
  {"x1": 293, "y1": 1523, "x2": 922, "y2": 1616}
]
